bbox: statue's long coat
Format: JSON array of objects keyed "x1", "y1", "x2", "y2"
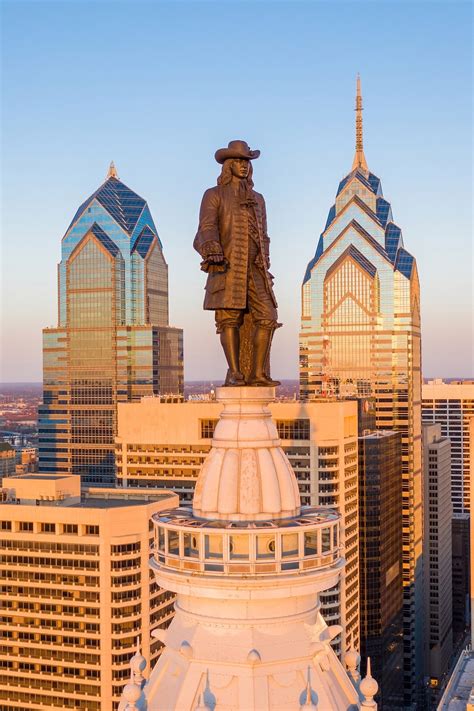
[{"x1": 193, "y1": 183, "x2": 277, "y2": 310}]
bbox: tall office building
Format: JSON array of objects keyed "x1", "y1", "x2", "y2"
[
  {"x1": 121, "y1": 387, "x2": 376, "y2": 710},
  {"x1": 0, "y1": 473, "x2": 178, "y2": 711},
  {"x1": 39, "y1": 164, "x2": 183, "y2": 485},
  {"x1": 116, "y1": 396, "x2": 360, "y2": 655},
  {"x1": 423, "y1": 423, "x2": 453, "y2": 701},
  {"x1": 422, "y1": 379, "x2": 474, "y2": 515},
  {"x1": 423, "y1": 380, "x2": 474, "y2": 654},
  {"x1": 358, "y1": 429, "x2": 403, "y2": 710},
  {"x1": 299, "y1": 78, "x2": 423, "y2": 705}
]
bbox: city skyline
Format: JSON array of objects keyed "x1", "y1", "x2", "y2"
[
  {"x1": 1, "y1": 1, "x2": 472, "y2": 382},
  {"x1": 1, "y1": 3, "x2": 473, "y2": 710}
]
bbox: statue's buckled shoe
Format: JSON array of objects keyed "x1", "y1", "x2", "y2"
[{"x1": 224, "y1": 370, "x2": 246, "y2": 387}]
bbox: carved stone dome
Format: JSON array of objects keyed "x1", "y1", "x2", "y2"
[{"x1": 192, "y1": 387, "x2": 301, "y2": 521}]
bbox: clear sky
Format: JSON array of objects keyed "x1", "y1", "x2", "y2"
[{"x1": 1, "y1": 0, "x2": 472, "y2": 382}]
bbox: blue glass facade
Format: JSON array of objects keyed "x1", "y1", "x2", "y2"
[{"x1": 40, "y1": 173, "x2": 183, "y2": 485}]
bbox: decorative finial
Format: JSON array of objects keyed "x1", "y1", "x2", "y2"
[
  {"x1": 130, "y1": 635, "x2": 146, "y2": 684},
  {"x1": 122, "y1": 670, "x2": 142, "y2": 710},
  {"x1": 351, "y1": 74, "x2": 368, "y2": 172},
  {"x1": 360, "y1": 657, "x2": 378, "y2": 708},
  {"x1": 107, "y1": 161, "x2": 118, "y2": 179},
  {"x1": 345, "y1": 647, "x2": 361, "y2": 688}
]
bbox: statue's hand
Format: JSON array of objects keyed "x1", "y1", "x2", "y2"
[
  {"x1": 200, "y1": 254, "x2": 229, "y2": 274},
  {"x1": 206, "y1": 253, "x2": 226, "y2": 264}
]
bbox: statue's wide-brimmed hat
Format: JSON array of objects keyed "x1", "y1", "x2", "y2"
[{"x1": 215, "y1": 140, "x2": 260, "y2": 164}]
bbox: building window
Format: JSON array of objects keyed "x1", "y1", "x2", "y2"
[
  {"x1": 40, "y1": 523, "x2": 56, "y2": 533},
  {"x1": 200, "y1": 419, "x2": 218, "y2": 439},
  {"x1": 85, "y1": 525, "x2": 99, "y2": 536},
  {"x1": 63, "y1": 524, "x2": 78, "y2": 534},
  {"x1": 276, "y1": 420, "x2": 310, "y2": 440},
  {"x1": 0, "y1": 521, "x2": 12, "y2": 531},
  {"x1": 19, "y1": 522, "x2": 33, "y2": 532}
]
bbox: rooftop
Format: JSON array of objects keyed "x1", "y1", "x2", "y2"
[
  {"x1": 359, "y1": 429, "x2": 398, "y2": 439},
  {"x1": 71, "y1": 497, "x2": 170, "y2": 510},
  {"x1": 437, "y1": 648, "x2": 474, "y2": 711},
  {"x1": 66, "y1": 176, "x2": 149, "y2": 237},
  {"x1": 1, "y1": 475, "x2": 177, "y2": 509},
  {"x1": 12, "y1": 474, "x2": 66, "y2": 481}
]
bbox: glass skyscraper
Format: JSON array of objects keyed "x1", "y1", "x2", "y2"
[
  {"x1": 300, "y1": 79, "x2": 423, "y2": 706},
  {"x1": 358, "y1": 428, "x2": 403, "y2": 710},
  {"x1": 39, "y1": 164, "x2": 183, "y2": 485}
]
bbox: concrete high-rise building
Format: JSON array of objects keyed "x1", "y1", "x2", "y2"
[
  {"x1": 0, "y1": 473, "x2": 177, "y2": 711},
  {"x1": 39, "y1": 164, "x2": 183, "y2": 486},
  {"x1": 119, "y1": 387, "x2": 377, "y2": 710},
  {"x1": 116, "y1": 397, "x2": 360, "y2": 655},
  {"x1": 299, "y1": 78, "x2": 423, "y2": 705},
  {"x1": 423, "y1": 380, "x2": 474, "y2": 656},
  {"x1": 423, "y1": 423, "x2": 453, "y2": 701},
  {"x1": 422, "y1": 379, "x2": 474, "y2": 515},
  {"x1": 0, "y1": 442, "x2": 16, "y2": 477},
  {"x1": 358, "y1": 429, "x2": 403, "y2": 710}
]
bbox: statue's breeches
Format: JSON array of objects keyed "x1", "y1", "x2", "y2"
[{"x1": 215, "y1": 265, "x2": 278, "y2": 333}]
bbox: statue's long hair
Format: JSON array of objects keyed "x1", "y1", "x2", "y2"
[{"x1": 217, "y1": 159, "x2": 254, "y2": 188}]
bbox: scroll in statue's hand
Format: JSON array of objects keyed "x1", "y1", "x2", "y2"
[{"x1": 200, "y1": 255, "x2": 229, "y2": 274}]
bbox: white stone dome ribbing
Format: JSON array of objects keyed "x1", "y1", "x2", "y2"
[{"x1": 192, "y1": 386, "x2": 301, "y2": 521}]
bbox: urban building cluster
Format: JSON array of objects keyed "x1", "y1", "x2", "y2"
[{"x1": 1, "y1": 80, "x2": 472, "y2": 711}]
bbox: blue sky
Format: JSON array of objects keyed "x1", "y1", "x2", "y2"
[{"x1": 1, "y1": 0, "x2": 472, "y2": 381}]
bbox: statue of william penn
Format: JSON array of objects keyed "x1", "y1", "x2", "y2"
[{"x1": 194, "y1": 140, "x2": 280, "y2": 387}]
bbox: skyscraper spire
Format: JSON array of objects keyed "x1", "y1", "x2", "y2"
[
  {"x1": 107, "y1": 160, "x2": 118, "y2": 179},
  {"x1": 352, "y1": 74, "x2": 368, "y2": 172}
]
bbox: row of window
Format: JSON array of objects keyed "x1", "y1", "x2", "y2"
[{"x1": 0, "y1": 522, "x2": 99, "y2": 536}]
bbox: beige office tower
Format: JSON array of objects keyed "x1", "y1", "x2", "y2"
[
  {"x1": 0, "y1": 474, "x2": 177, "y2": 711},
  {"x1": 116, "y1": 396, "x2": 359, "y2": 655},
  {"x1": 299, "y1": 78, "x2": 422, "y2": 706},
  {"x1": 423, "y1": 424, "x2": 453, "y2": 702}
]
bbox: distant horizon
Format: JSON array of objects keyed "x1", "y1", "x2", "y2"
[{"x1": 1, "y1": 375, "x2": 473, "y2": 388}]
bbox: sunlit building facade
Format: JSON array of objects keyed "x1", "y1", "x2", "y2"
[
  {"x1": 422, "y1": 379, "x2": 474, "y2": 515},
  {"x1": 0, "y1": 474, "x2": 178, "y2": 711},
  {"x1": 299, "y1": 79, "x2": 422, "y2": 705},
  {"x1": 116, "y1": 397, "x2": 360, "y2": 655},
  {"x1": 125, "y1": 386, "x2": 375, "y2": 711},
  {"x1": 39, "y1": 165, "x2": 183, "y2": 485}
]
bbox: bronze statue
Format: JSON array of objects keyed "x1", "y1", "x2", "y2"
[{"x1": 194, "y1": 140, "x2": 281, "y2": 387}]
